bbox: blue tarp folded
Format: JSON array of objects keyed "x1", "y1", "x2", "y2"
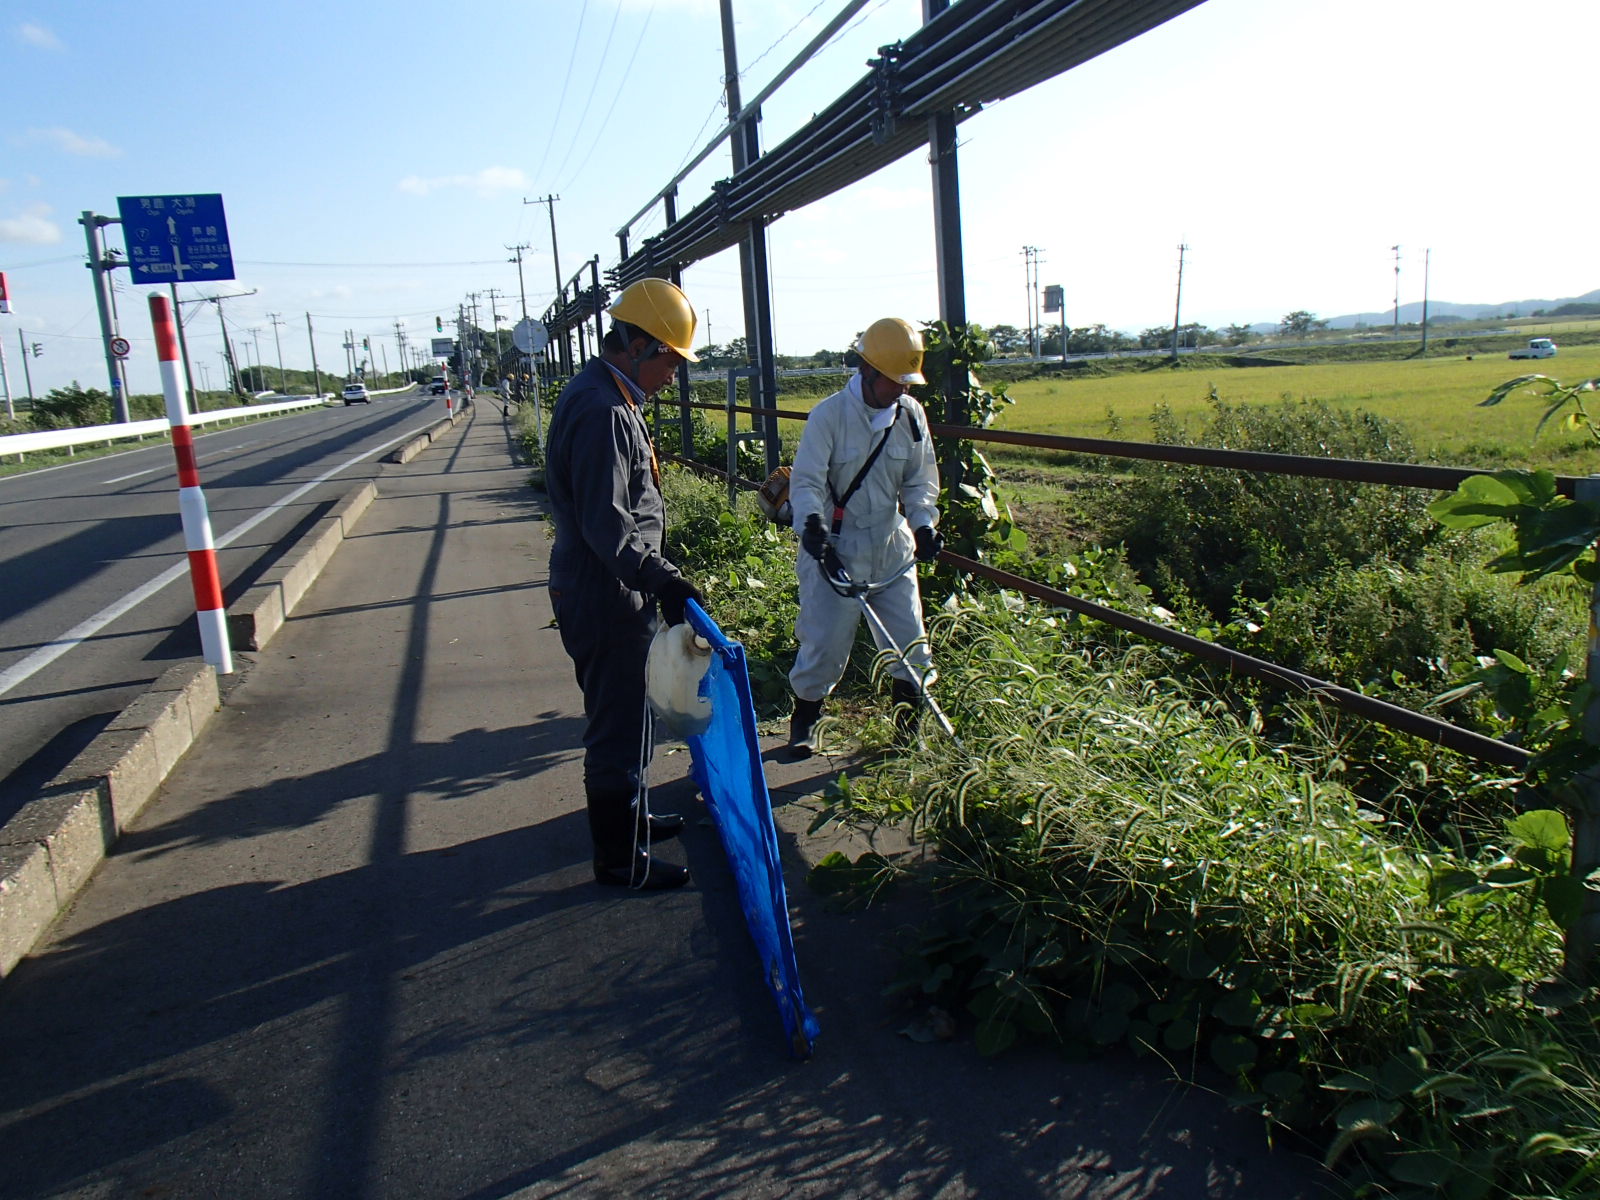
[{"x1": 684, "y1": 600, "x2": 819, "y2": 1059}]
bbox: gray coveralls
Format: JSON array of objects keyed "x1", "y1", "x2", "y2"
[{"x1": 544, "y1": 358, "x2": 683, "y2": 815}]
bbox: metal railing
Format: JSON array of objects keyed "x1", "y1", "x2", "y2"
[
  {"x1": 0, "y1": 396, "x2": 330, "y2": 463},
  {"x1": 661, "y1": 393, "x2": 1575, "y2": 772}
]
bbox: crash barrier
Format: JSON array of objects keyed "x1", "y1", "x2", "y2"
[
  {"x1": 0, "y1": 396, "x2": 328, "y2": 463},
  {"x1": 666, "y1": 397, "x2": 1588, "y2": 774}
]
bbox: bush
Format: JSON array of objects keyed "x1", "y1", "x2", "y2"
[
  {"x1": 815, "y1": 591, "x2": 1598, "y2": 1198},
  {"x1": 1099, "y1": 397, "x2": 1438, "y2": 620},
  {"x1": 29, "y1": 382, "x2": 114, "y2": 430}
]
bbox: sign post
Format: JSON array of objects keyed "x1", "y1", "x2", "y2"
[{"x1": 511, "y1": 318, "x2": 548, "y2": 446}]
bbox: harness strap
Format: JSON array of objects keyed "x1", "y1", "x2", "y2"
[{"x1": 828, "y1": 404, "x2": 901, "y2": 536}]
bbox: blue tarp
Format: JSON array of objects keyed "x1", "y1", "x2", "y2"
[{"x1": 683, "y1": 600, "x2": 820, "y2": 1059}]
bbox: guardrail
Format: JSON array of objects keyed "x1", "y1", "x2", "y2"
[
  {"x1": 0, "y1": 396, "x2": 328, "y2": 463},
  {"x1": 662, "y1": 394, "x2": 1579, "y2": 772}
]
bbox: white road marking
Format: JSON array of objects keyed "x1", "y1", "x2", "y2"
[
  {"x1": 101, "y1": 468, "x2": 161, "y2": 484},
  {"x1": 0, "y1": 419, "x2": 440, "y2": 698}
]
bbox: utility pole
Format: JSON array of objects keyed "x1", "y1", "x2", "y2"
[
  {"x1": 393, "y1": 320, "x2": 407, "y2": 386},
  {"x1": 1171, "y1": 243, "x2": 1188, "y2": 362},
  {"x1": 19, "y1": 331, "x2": 38, "y2": 406},
  {"x1": 171, "y1": 286, "x2": 198, "y2": 404},
  {"x1": 248, "y1": 326, "x2": 263, "y2": 392},
  {"x1": 0, "y1": 335, "x2": 11, "y2": 420},
  {"x1": 523, "y1": 196, "x2": 563, "y2": 303},
  {"x1": 507, "y1": 244, "x2": 531, "y2": 320},
  {"x1": 305, "y1": 313, "x2": 324, "y2": 397},
  {"x1": 1020, "y1": 246, "x2": 1040, "y2": 357},
  {"x1": 268, "y1": 312, "x2": 287, "y2": 391},
  {"x1": 1391, "y1": 244, "x2": 1401, "y2": 340},
  {"x1": 1421, "y1": 248, "x2": 1431, "y2": 353},
  {"x1": 80, "y1": 210, "x2": 131, "y2": 421},
  {"x1": 485, "y1": 287, "x2": 505, "y2": 379},
  {"x1": 214, "y1": 297, "x2": 242, "y2": 396}
]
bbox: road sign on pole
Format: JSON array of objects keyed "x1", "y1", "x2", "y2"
[
  {"x1": 116, "y1": 194, "x2": 235, "y2": 283},
  {"x1": 109, "y1": 336, "x2": 131, "y2": 358},
  {"x1": 431, "y1": 337, "x2": 455, "y2": 358},
  {"x1": 511, "y1": 317, "x2": 549, "y2": 354}
]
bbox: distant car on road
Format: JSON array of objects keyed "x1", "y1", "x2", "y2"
[
  {"x1": 429, "y1": 376, "x2": 448, "y2": 395},
  {"x1": 1509, "y1": 337, "x2": 1557, "y2": 360},
  {"x1": 342, "y1": 382, "x2": 371, "y2": 405}
]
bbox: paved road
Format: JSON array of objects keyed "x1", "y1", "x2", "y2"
[
  {"x1": 0, "y1": 407, "x2": 1335, "y2": 1198},
  {"x1": 0, "y1": 387, "x2": 454, "y2": 821}
]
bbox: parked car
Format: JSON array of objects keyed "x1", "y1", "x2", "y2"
[
  {"x1": 1509, "y1": 337, "x2": 1557, "y2": 360},
  {"x1": 342, "y1": 382, "x2": 371, "y2": 405},
  {"x1": 429, "y1": 376, "x2": 448, "y2": 395}
]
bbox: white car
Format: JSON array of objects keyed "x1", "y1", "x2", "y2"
[{"x1": 342, "y1": 382, "x2": 371, "y2": 405}]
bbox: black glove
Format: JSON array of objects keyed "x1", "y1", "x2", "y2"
[
  {"x1": 914, "y1": 525, "x2": 944, "y2": 562},
  {"x1": 820, "y1": 544, "x2": 846, "y2": 583},
  {"x1": 656, "y1": 575, "x2": 704, "y2": 626},
  {"x1": 800, "y1": 513, "x2": 829, "y2": 562}
]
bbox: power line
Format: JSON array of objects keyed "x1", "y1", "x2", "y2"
[
  {"x1": 558, "y1": 2, "x2": 658, "y2": 194},
  {"x1": 531, "y1": 0, "x2": 592, "y2": 185},
  {"x1": 549, "y1": 0, "x2": 626, "y2": 187}
]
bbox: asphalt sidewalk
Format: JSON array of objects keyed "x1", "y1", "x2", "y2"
[{"x1": 0, "y1": 405, "x2": 1337, "y2": 1198}]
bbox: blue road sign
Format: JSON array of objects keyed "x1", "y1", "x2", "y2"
[{"x1": 116, "y1": 193, "x2": 235, "y2": 283}]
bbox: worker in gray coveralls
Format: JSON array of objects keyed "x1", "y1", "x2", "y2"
[{"x1": 544, "y1": 278, "x2": 705, "y2": 891}]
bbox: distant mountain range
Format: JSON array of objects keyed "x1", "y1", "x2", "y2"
[{"x1": 1247, "y1": 288, "x2": 1600, "y2": 333}]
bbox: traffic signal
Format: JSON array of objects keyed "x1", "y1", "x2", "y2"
[
  {"x1": 31, "y1": 342, "x2": 42, "y2": 358},
  {"x1": 362, "y1": 337, "x2": 370, "y2": 350},
  {"x1": 435, "y1": 316, "x2": 443, "y2": 332}
]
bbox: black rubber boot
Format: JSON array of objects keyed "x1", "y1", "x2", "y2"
[
  {"x1": 891, "y1": 679, "x2": 923, "y2": 746},
  {"x1": 638, "y1": 811, "x2": 684, "y2": 843},
  {"x1": 587, "y1": 787, "x2": 689, "y2": 890},
  {"x1": 788, "y1": 697, "x2": 824, "y2": 760}
]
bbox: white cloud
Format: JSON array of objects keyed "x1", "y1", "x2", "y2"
[
  {"x1": 18, "y1": 127, "x2": 122, "y2": 158},
  {"x1": 18, "y1": 22, "x2": 62, "y2": 50},
  {"x1": 397, "y1": 166, "x2": 529, "y2": 198},
  {"x1": 0, "y1": 204, "x2": 62, "y2": 245}
]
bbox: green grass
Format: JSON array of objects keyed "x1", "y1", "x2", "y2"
[{"x1": 994, "y1": 346, "x2": 1600, "y2": 476}]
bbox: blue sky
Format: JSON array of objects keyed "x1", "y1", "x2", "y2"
[{"x1": 4, "y1": 0, "x2": 1597, "y2": 398}]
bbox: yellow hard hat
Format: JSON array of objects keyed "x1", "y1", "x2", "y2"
[
  {"x1": 855, "y1": 317, "x2": 925, "y2": 385},
  {"x1": 607, "y1": 278, "x2": 700, "y2": 362}
]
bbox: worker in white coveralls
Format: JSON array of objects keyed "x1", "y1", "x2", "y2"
[
  {"x1": 786, "y1": 317, "x2": 943, "y2": 759},
  {"x1": 545, "y1": 278, "x2": 705, "y2": 890}
]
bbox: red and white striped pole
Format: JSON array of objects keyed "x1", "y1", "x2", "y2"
[{"x1": 149, "y1": 294, "x2": 233, "y2": 674}]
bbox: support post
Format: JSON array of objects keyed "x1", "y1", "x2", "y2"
[
  {"x1": 81, "y1": 211, "x2": 131, "y2": 422},
  {"x1": 149, "y1": 294, "x2": 232, "y2": 675},
  {"x1": 719, "y1": 0, "x2": 781, "y2": 477},
  {"x1": 925, "y1": 0, "x2": 969, "y2": 487},
  {"x1": 1569, "y1": 474, "x2": 1600, "y2": 985}
]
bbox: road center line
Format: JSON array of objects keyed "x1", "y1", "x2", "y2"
[
  {"x1": 102, "y1": 468, "x2": 161, "y2": 484},
  {"x1": 0, "y1": 419, "x2": 439, "y2": 699}
]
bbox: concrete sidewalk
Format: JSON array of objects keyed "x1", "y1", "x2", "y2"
[{"x1": 0, "y1": 407, "x2": 1336, "y2": 1198}]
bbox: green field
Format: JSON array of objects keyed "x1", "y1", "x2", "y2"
[{"x1": 992, "y1": 344, "x2": 1600, "y2": 476}]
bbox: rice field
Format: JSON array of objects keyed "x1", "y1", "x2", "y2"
[{"x1": 993, "y1": 344, "x2": 1600, "y2": 474}]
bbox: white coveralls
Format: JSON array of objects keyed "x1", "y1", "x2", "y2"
[{"x1": 788, "y1": 374, "x2": 940, "y2": 703}]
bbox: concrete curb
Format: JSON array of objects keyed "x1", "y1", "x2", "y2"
[
  {"x1": 385, "y1": 397, "x2": 472, "y2": 465},
  {"x1": 0, "y1": 405, "x2": 477, "y2": 979},
  {"x1": 0, "y1": 662, "x2": 219, "y2": 977}
]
